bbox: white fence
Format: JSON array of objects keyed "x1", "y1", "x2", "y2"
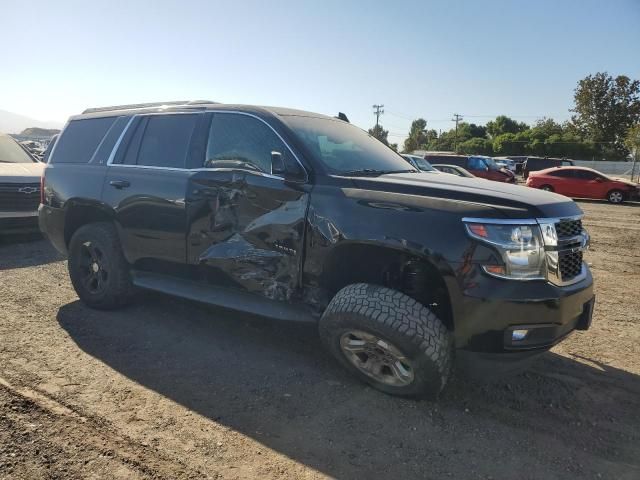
[{"x1": 573, "y1": 160, "x2": 636, "y2": 176}]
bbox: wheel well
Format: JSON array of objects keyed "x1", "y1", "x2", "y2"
[
  {"x1": 320, "y1": 244, "x2": 454, "y2": 330},
  {"x1": 64, "y1": 204, "x2": 114, "y2": 246}
]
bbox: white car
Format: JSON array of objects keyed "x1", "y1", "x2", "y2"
[
  {"x1": 494, "y1": 158, "x2": 516, "y2": 172},
  {"x1": 0, "y1": 134, "x2": 44, "y2": 233},
  {"x1": 402, "y1": 154, "x2": 442, "y2": 173}
]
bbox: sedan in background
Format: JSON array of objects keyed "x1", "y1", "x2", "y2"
[
  {"x1": 432, "y1": 164, "x2": 475, "y2": 178},
  {"x1": 401, "y1": 154, "x2": 441, "y2": 173},
  {"x1": 526, "y1": 166, "x2": 639, "y2": 204}
]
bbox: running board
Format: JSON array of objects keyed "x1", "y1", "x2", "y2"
[{"x1": 131, "y1": 271, "x2": 317, "y2": 324}]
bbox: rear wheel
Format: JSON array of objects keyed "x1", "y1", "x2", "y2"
[
  {"x1": 319, "y1": 283, "x2": 453, "y2": 399},
  {"x1": 607, "y1": 190, "x2": 624, "y2": 204},
  {"x1": 540, "y1": 185, "x2": 554, "y2": 192},
  {"x1": 68, "y1": 222, "x2": 134, "y2": 309}
]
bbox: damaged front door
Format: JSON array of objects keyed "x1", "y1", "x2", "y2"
[{"x1": 186, "y1": 112, "x2": 309, "y2": 301}]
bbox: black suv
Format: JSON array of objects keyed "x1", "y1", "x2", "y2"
[{"x1": 40, "y1": 101, "x2": 594, "y2": 398}]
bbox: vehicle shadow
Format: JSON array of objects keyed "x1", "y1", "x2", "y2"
[
  {"x1": 57, "y1": 297, "x2": 640, "y2": 479},
  {"x1": 0, "y1": 235, "x2": 64, "y2": 270}
]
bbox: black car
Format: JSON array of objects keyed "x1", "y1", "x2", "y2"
[
  {"x1": 523, "y1": 156, "x2": 574, "y2": 178},
  {"x1": 39, "y1": 101, "x2": 594, "y2": 398}
]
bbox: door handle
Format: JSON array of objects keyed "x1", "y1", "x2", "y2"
[{"x1": 109, "y1": 180, "x2": 130, "y2": 189}]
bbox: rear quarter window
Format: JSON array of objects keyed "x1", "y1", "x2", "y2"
[{"x1": 51, "y1": 117, "x2": 118, "y2": 164}]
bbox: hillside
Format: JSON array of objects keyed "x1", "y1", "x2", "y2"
[
  {"x1": 20, "y1": 127, "x2": 61, "y2": 137},
  {"x1": 0, "y1": 109, "x2": 63, "y2": 134}
]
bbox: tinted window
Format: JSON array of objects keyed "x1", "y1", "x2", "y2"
[
  {"x1": 467, "y1": 157, "x2": 486, "y2": 170},
  {"x1": 548, "y1": 169, "x2": 574, "y2": 177},
  {"x1": 574, "y1": 170, "x2": 599, "y2": 180},
  {"x1": 136, "y1": 114, "x2": 198, "y2": 168},
  {"x1": 51, "y1": 117, "x2": 117, "y2": 163},
  {"x1": 205, "y1": 113, "x2": 290, "y2": 173},
  {"x1": 90, "y1": 116, "x2": 129, "y2": 164},
  {"x1": 281, "y1": 115, "x2": 413, "y2": 175},
  {"x1": 0, "y1": 135, "x2": 35, "y2": 163}
]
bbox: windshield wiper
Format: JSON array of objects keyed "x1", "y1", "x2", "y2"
[{"x1": 341, "y1": 168, "x2": 417, "y2": 177}]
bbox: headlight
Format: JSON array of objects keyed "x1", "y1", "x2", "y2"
[{"x1": 464, "y1": 221, "x2": 546, "y2": 280}]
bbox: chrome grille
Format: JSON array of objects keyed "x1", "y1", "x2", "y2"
[
  {"x1": 556, "y1": 219, "x2": 583, "y2": 237},
  {"x1": 0, "y1": 183, "x2": 40, "y2": 212},
  {"x1": 559, "y1": 251, "x2": 583, "y2": 280}
]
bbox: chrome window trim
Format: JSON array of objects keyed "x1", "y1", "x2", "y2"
[
  {"x1": 106, "y1": 116, "x2": 136, "y2": 166},
  {"x1": 462, "y1": 217, "x2": 538, "y2": 225},
  {"x1": 105, "y1": 110, "x2": 308, "y2": 181}
]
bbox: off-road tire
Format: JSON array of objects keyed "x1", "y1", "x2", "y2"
[
  {"x1": 68, "y1": 222, "x2": 134, "y2": 310},
  {"x1": 319, "y1": 283, "x2": 453, "y2": 399}
]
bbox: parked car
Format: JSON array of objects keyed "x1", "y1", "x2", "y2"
[
  {"x1": 423, "y1": 153, "x2": 516, "y2": 183},
  {"x1": 523, "y1": 157, "x2": 574, "y2": 178},
  {"x1": 526, "y1": 166, "x2": 639, "y2": 203},
  {"x1": 494, "y1": 158, "x2": 516, "y2": 172},
  {"x1": 431, "y1": 164, "x2": 475, "y2": 178},
  {"x1": 401, "y1": 154, "x2": 440, "y2": 173},
  {"x1": 40, "y1": 101, "x2": 594, "y2": 398},
  {"x1": 0, "y1": 133, "x2": 44, "y2": 233}
]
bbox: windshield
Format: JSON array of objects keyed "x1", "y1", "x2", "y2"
[
  {"x1": 472, "y1": 156, "x2": 499, "y2": 171},
  {"x1": 282, "y1": 115, "x2": 416, "y2": 175},
  {"x1": 0, "y1": 135, "x2": 36, "y2": 163},
  {"x1": 405, "y1": 156, "x2": 436, "y2": 172}
]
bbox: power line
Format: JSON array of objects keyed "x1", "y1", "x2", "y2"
[{"x1": 372, "y1": 104, "x2": 384, "y2": 129}]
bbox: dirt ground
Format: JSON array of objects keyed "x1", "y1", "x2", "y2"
[{"x1": 0, "y1": 200, "x2": 638, "y2": 480}]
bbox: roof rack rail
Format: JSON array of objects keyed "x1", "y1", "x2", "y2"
[{"x1": 82, "y1": 100, "x2": 217, "y2": 114}]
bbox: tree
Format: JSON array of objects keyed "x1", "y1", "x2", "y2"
[
  {"x1": 486, "y1": 115, "x2": 528, "y2": 138},
  {"x1": 403, "y1": 119, "x2": 429, "y2": 152},
  {"x1": 368, "y1": 124, "x2": 389, "y2": 146},
  {"x1": 624, "y1": 124, "x2": 640, "y2": 154},
  {"x1": 458, "y1": 137, "x2": 493, "y2": 155},
  {"x1": 571, "y1": 72, "x2": 640, "y2": 155},
  {"x1": 492, "y1": 133, "x2": 527, "y2": 156}
]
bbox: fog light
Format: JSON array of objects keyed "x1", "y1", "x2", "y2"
[{"x1": 512, "y1": 329, "x2": 529, "y2": 341}]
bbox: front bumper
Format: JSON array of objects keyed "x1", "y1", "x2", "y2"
[
  {"x1": 452, "y1": 265, "x2": 594, "y2": 354},
  {"x1": 0, "y1": 211, "x2": 39, "y2": 234}
]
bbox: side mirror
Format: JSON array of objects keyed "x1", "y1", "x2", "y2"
[
  {"x1": 271, "y1": 151, "x2": 286, "y2": 176},
  {"x1": 595, "y1": 177, "x2": 604, "y2": 183}
]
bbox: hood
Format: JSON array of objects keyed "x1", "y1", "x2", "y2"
[
  {"x1": 349, "y1": 172, "x2": 582, "y2": 219},
  {"x1": 611, "y1": 177, "x2": 639, "y2": 188},
  {"x1": 0, "y1": 162, "x2": 44, "y2": 183}
]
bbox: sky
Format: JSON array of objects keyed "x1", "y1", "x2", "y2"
[{"x1": 2, "y1": 0, "x2": 639, "y2": 145}]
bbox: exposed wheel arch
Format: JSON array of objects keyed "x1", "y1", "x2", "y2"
[
  {"x1": 64, "y1": 201, "x2": 116, "y2": 247},
  {"x1": 316, "y1": 243, "x2": 455, "y2": 331}
]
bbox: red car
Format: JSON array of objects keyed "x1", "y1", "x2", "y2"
[{"x1": 526, "y1": 166, "x2": 639, "y2": 204}]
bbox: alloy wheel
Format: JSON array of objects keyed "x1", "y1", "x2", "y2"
[
  {"x1": 339, "y1": 330, "x2": 415, "y2": 387},
  {"x1": 79, "y1": 241, "x2": 108, "y2": 293}
]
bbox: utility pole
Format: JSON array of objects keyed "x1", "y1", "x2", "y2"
[
  {"x1": 372, "y1": 104, "x2": 384, "y2": 129},
  {"x1": 452, "y1": 113, "x2": 463, "y2": 152}
]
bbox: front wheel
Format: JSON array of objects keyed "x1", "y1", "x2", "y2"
[
  {"x1": 319, "y1": 284, "x2": 453, "y2": 398},
  {"x1": 607, "y1": 190, "x2": 625, "y2": 204},
  {"x1": 540, "y1": 185, "x2": 554, "y2": 192}
]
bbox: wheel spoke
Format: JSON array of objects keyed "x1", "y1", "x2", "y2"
[
  {"x1": 339, "y1": 330, "x2": 414, "y2": 387},
  {"x1": 342, "y1": 337, "x2": 367, "y2": 353}
]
